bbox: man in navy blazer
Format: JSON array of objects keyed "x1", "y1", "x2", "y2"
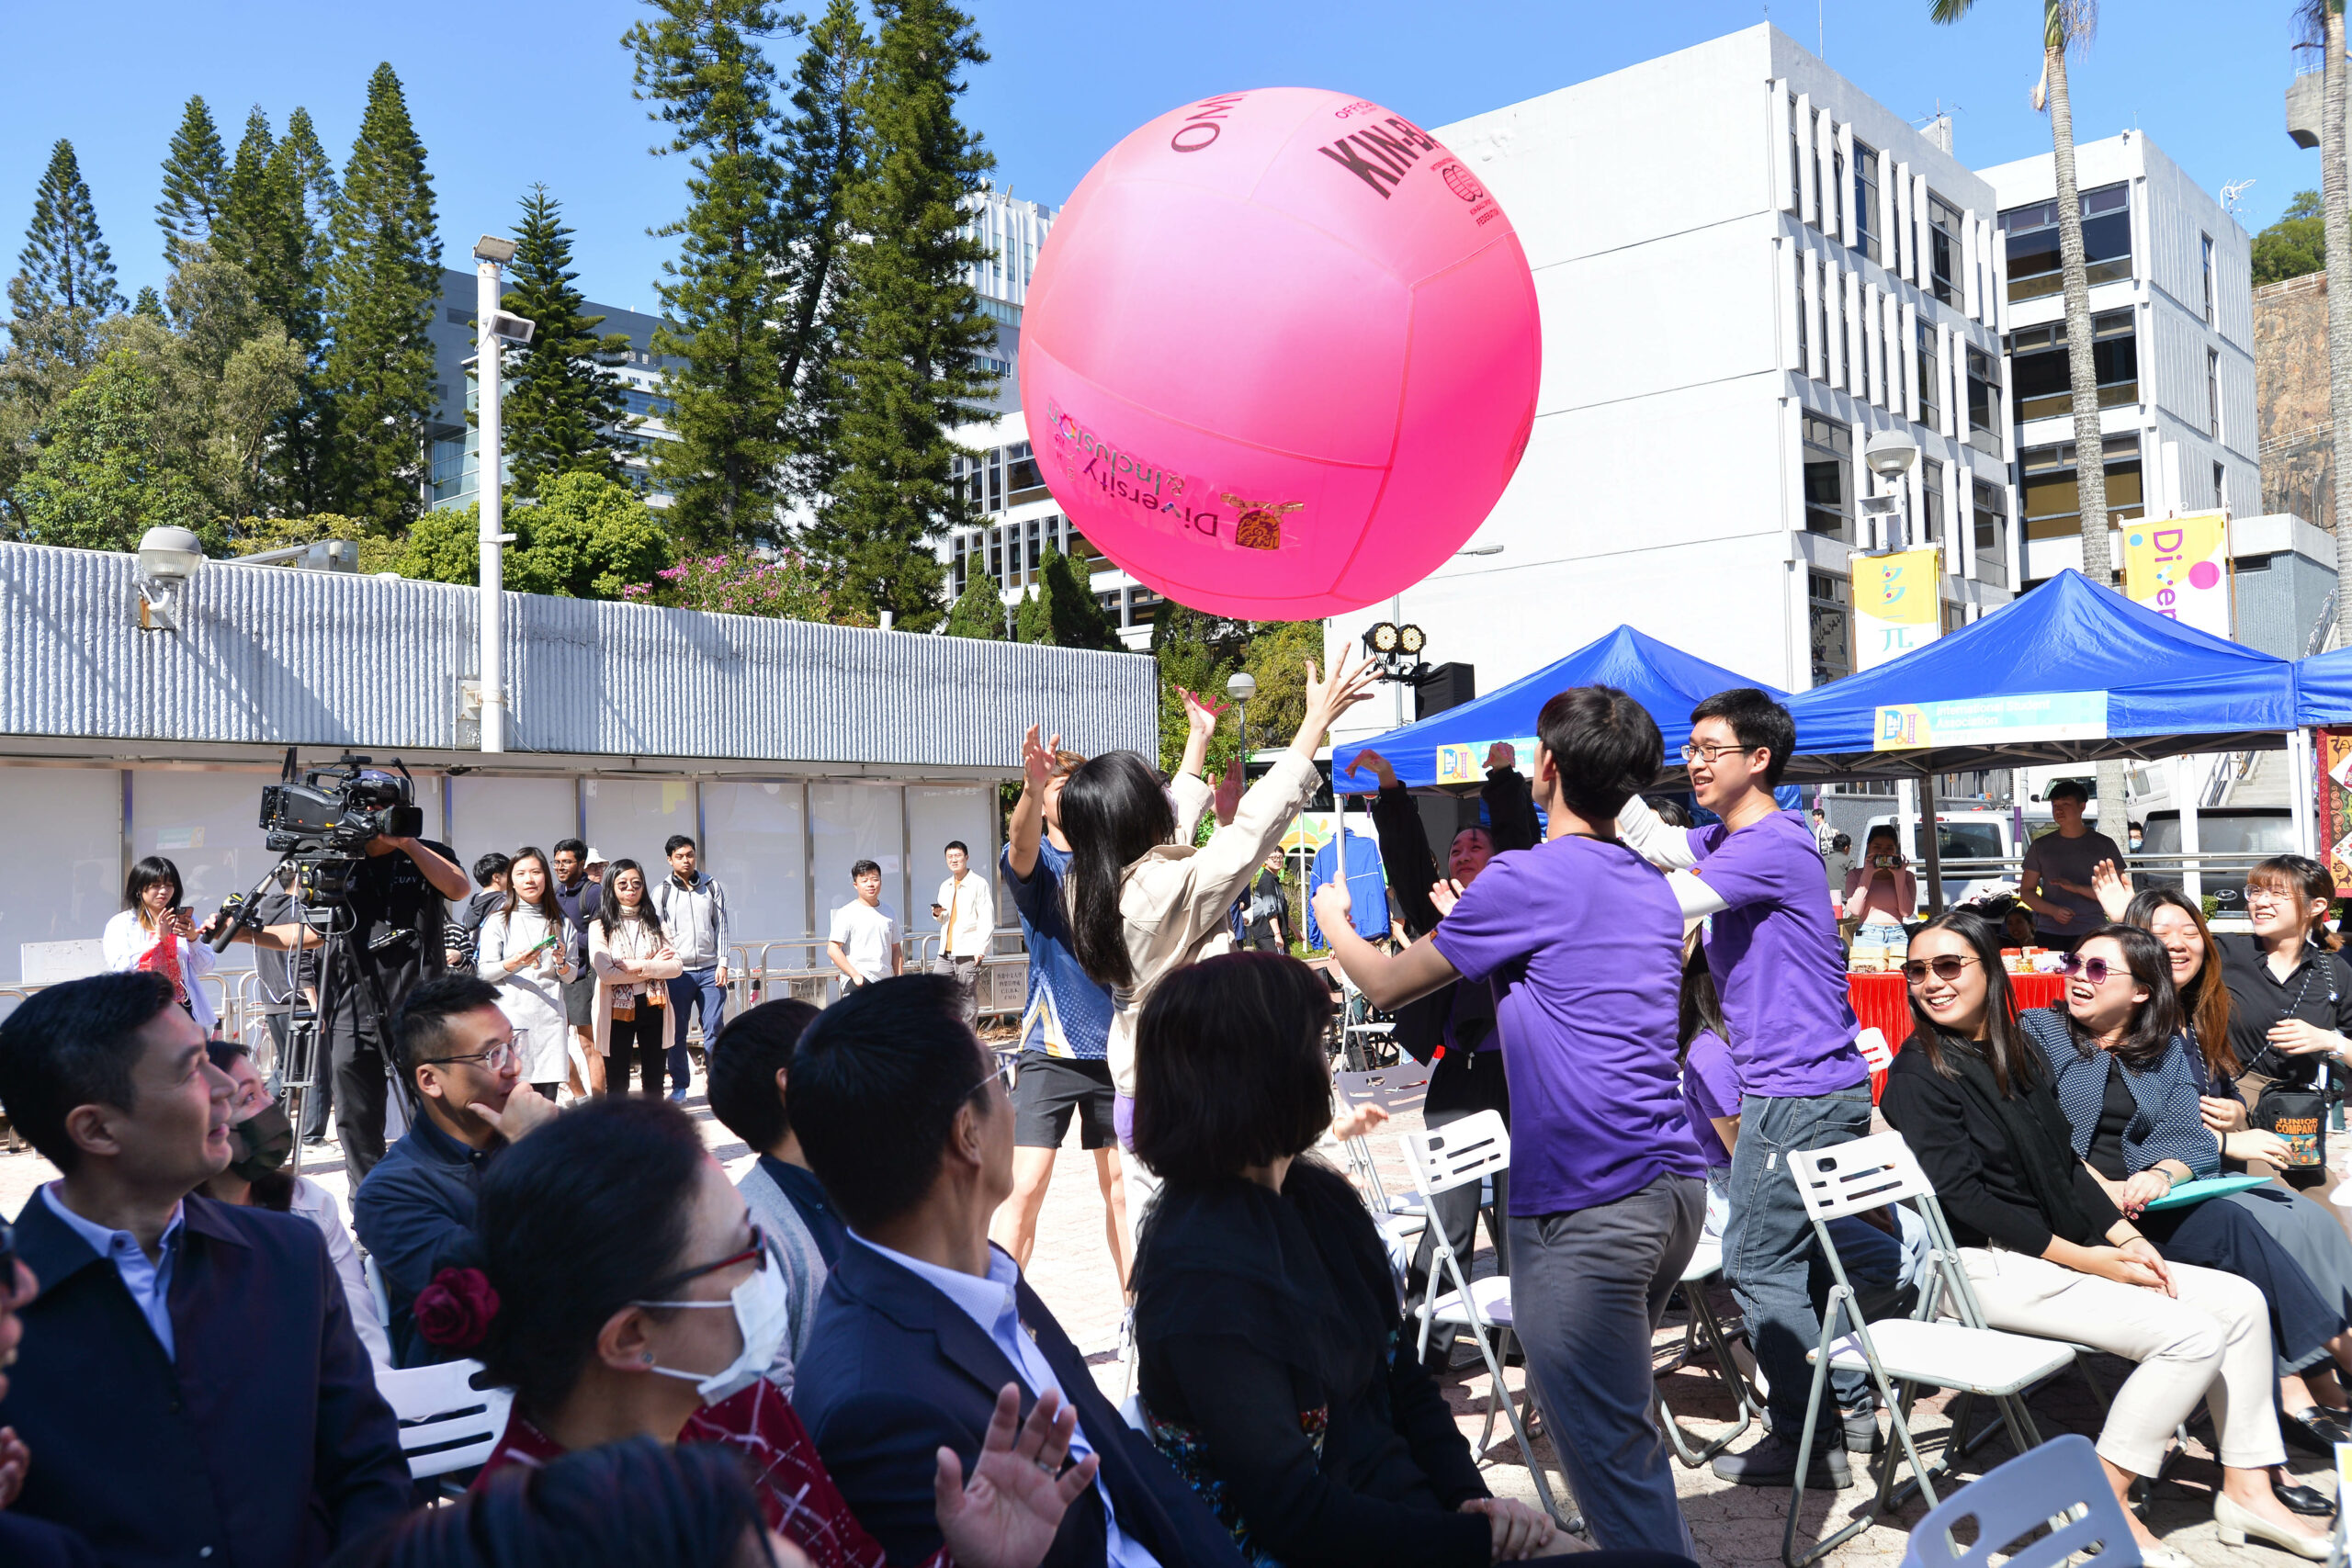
[
  {"x1": 788, "y1": 976, "x2": 1245, "y2": 1568},
  {"x1": 0, "y1": 973, "x2": 412, "y2": 1567}
]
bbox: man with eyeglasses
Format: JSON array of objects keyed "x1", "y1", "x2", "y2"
[
  {"x1": 1615, "y1": 688, "x2": 1875, "y2": 1490},
  {"x1": 353, "y1": 975, "x2": 560, "y2": 1366}
]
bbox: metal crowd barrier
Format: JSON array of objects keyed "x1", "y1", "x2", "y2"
[{"x1": 727, "y1": 929, "x2": 1031, "y2": 1025}]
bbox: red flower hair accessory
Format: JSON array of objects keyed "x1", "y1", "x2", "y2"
[{"x1": 414, "y1": 1267, "x2": 501, "y2": 1349}]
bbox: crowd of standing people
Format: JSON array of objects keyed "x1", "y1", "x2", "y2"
[{"x1": 2, "y1": 655, "x2": 2348, "y2": 1566}]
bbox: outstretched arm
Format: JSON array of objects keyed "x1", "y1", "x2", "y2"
[
  {"x1": 1312, "y1": 880, "x2": 1461, "y2": 1010},
  {"x1": 1616, "y1": 794, "x2": 1702, "y2": 871},
  {"x1": 1006, "y1": 725, "x2": 1058, "y2": 881}
]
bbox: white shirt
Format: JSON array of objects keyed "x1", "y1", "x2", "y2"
[
  {"x1": 101, "y1": 909, "x2": 219, "y2": 1034},
  {"x1": 289, "y1": 1177, "x2": 393, "y2": 1366},
  {"x1": 43, "y1": 1184, "x2": 184, "y2": 1359},
  {"x1": 828, "y1": 898, "x2": 900, "y2": 982},
  {"x1": 934, "y1": 872, "x2": 992, "y2": 958},
  {"x1": 848, "y1": 1233, "x2": 1160, "y2": 1568}
]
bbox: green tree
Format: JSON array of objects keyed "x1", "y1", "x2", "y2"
[
  {"x1": 402, "y1": 472, "x2": 673, "y2": 600},
  {"x1": 944, "y1": 562, "x2": 1006, "y2": 637},
  {"x1": 153, "y1": 250, "x2": 307, "y2": 524},
  {"x1": 263, "y1": 107, "x2": 342, "y2": 515},
  {"x1": 2255, "y1": 188, "x2": 2325, "y2": 286},
  {"x1": 1013, "y1": 546, "x2": 1117, "y2": 649},
  {"x1": 322, "y1": 63, "x2": 440, "y2": 528},
  {"x1": 626, "y1": 0, "x2": 797, "y2": 545},
  {"x1": 15, "y1": 140, "x2": 122, "y2": 316},
  {"x1": 773, "y1": 0, "x2": 870, "y2": 504},
  {"x1": 132, "y1": 286, "x2": 165, "y2": 321},
  {"x1": 810, "y1": 0, "x2": 997, "y2": 628},
  {"x1": 624, "y1": 546, "x2": 868, "y2": 622},
  {"x1": 500, "y1": 185, "x2": 635, "y2": 493},
  {"x1": 1237, "y1": 621, "x2": 1320, "y2": 755},
  {"x1": 13, "y1": 348, "x2": 215, "y2": 552},
  {"x1": 1149, "y1": 603, "x2": 1250, "y2": 775},
  {"x1": 156, "y1": 96, "x2": 230, "y2": 271}
]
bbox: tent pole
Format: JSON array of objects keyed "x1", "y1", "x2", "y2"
[{"x1": 1918, "y1": 762, "x2": 1947, "y2": 917}]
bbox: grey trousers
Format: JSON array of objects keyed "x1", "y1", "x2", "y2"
[
  {"x1": 931, "y1": 953, "x2": 981, "y2": 1025},
  {"x1": 1507, "y1": 1172, "x2": 1705, "y2": 1557}
]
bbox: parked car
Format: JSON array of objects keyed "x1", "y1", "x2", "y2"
[{"x1": 2136, "y1": 807, "x2": 2295, "y2": 918}]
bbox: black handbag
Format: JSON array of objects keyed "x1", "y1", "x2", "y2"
[{"x1": 2254, "y1": 1081, "x2": 2335, "y2": 1169}]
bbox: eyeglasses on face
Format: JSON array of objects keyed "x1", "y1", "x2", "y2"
[
  {"x1": 1902, "y1": 954, "x2": 1979, "y2": 985},
  {"x1": 421, "y1": 1033, "x2": 524, "y2": 1073},
  {"x1": 1679, "y1": 740, "x2": 1757, "y2": 765},
  {"x1": 969, "y1": 1052, "x2": 1017, "y2": 1103},
  {"x1": 2059, "y1": 953, "x2": 2120, "y2": 985},
  {"x1": 641, "y1": 1222, "x2": 770, "y2": 1302}
]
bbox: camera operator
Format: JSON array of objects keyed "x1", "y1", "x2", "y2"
[{"x1": 220, "y1": 813, "x2": 467, "y2": 1179}]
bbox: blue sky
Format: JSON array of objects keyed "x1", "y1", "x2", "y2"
[{"x1": 0, "y1": 0, "x2": 2324, "y2": 314}]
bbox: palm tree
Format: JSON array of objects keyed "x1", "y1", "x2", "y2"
[
  {"x1": 2299, "y1": 2, "x2": 2352, "y2": 642},
  {"x1": 1934, "y1": 1, "x2": 2128, "y2": 833}
]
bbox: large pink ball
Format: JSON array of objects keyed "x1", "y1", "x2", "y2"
[{"x1": 1020, "y1": 87, "x2": 1541, "y2": 621}]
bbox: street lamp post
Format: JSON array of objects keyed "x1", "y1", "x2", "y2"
[
  {"x1": 1226, "y1": 671, "x2": 1257, "y2": 763},
  {"x1": 472, "y1": 235, "x2": 536, "y2": 754}
]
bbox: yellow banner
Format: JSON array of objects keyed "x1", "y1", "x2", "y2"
[
  {"x1": 1853, "y1": 548, "x2": 1942, "y2": 671},
  {"x1": 2121, "y1": 513, "x2": 2230, "y2": 639}
]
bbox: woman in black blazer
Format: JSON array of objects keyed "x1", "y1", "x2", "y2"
[{"x1": 1129, "y1": 953, "x2": 1609, "y2": 1568}]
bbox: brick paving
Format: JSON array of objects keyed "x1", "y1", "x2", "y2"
[{"x1": 1, "y1": 1068, "x2": 2333, "y2": 1566}]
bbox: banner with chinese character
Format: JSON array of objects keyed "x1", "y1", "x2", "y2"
[
  {"x1": 2318, "y1": 728, "x2": 2352, "y2": 888},
  {"x1": 2121, "y1": 513, "x2": 2231, "y2": 639},
  {"x1": 1853, "y1": 549, "x2": 1942, "y2": 671}
]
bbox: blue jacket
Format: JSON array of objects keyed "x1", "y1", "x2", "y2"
[
  {"x1": 353, "y1": 1111, "x2": 502, "y2": 1366},
  {"x1": 2022, "y1": 1007, "x2": 2221, "y2": 1179},
  {"x1": 2, "y1": 1190, "x2": 410, "y2": 1568},
  {"x1": 795, "y1": 1239, "x2": 1248, "y2": 1568}
]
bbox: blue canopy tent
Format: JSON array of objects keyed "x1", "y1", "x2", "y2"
[
  {"x1": 1779, "y1": 569, "x2": 2299, "y2": 910},
  {"x1": 2295, "y1": 643, "x2": 2352, "y2": 728},
  {"x1": 1329, "y1": 625, "x2": 1789, "y2": 795}
]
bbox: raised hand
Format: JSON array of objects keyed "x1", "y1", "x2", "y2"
[
  {"x1": 1296, "y1": 646, "x2": 1381, "y2": 748},
  {"x1": 1483, "y1": 742, "x2": 1517, "y2": 773},
  {"x1": 933, "y1": 1383, "x2": 1100, "y2": 1568},
  {"x1": 1021, "y1": 724, "x2": 1063, "y2": 795},
  {"x1": 1429, "y1": 878, "x2": 1464, "y2": 919},
  {"x1": 1213, "y1": 755, "x2": 1244, "y2": 826},
  {"x1": 1179, "y1": 686, "x2": 1228, "y2": 740},
  {"x1": 1349, "y1": 749, "x2": 1399, "y2": 789}
]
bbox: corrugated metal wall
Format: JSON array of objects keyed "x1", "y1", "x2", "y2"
[{"x1": 0, "y1": 542, "x2": 1155, "y2": 765}]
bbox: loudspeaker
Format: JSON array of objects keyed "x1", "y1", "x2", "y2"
[{"x1": 1416, "y1": 662, "x2": 1476, "y2": 721}]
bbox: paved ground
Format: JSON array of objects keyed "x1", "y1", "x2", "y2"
[{"x1": 2, "y1": 1066, "x2": 2335, "y2": 1566}]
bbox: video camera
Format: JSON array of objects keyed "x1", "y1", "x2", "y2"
[{"x1": 261, "y1": 750, "x2": 423, "y2": 858}]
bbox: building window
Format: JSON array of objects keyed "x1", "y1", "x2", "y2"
[
  {"x1": 1928, "y1": 192, "x2": 1963, "y2": 306},
  {"x1": 2201, "y1": 233, "x2": 2216, "y2": 326},
  {"x1": 1965, "y1": 344, "x2": 2000, "y2": 457},
  {"x1": 2207, "y1": 347, "x2": 2222, "y2": 439},
  {"x1": 2007, "y1": 309, "x2": 2138, "y2": 423},
  {"x1": 1810, "y1": 111, "x2": 1826, "y2": 229},
  {"x1": 1802, "y1": 413, "x2": 1852, "y2": 540},
  {"x1": 1794, "y1": 255, "x2": 1809, "y2": 374},
  {"x1": 1808, "y1": 571, "x2": 1851, "y2": 686},
  {"x1": 1917, "y1": 320, "x2": 1941, "y2": 431},
  {"x1": 1920, "y1": 457, "x2": 1946, "y2": 544},
  {"x1": 1827, "y1": 137, "x2": 1845, "y2": 241},
  {"x1": 1853, "y1": 142, "x2": 1882, "y2": 264},
  {"x1": 2000, "y1": 182, "x2": 2132, "y2": 302},
  {"x1": 1789, "y1": 94, "x2": 1804, "y2": 216},
  {"x1": 2214, "y1": 460, "x2": 2227, "y2": 510},
  {"x1": 1819, "y1": 270, "x2": 1833, "y2": 382},
  {"x1": 1006, "y1": 441, "x2": 1045, "y2": 502},
  {"x1": 1973, "y1": 477, "x2": 2007, "y2": 557},
  {"x1": 2020, "y1": 433, "x2": 2143, "y2": 539}
]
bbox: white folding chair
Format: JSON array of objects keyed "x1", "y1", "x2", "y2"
[
  {"x1": 1654, "y1": 1234, "x2": 1758, "y2": 1466},
  {"x1": 1782, "y1": 1132, "x2": 2076, "y2": 1568},
  {"x1": 1332, "y1": 1064, "x2": 1433, "y2": 1237},
  {"x1": 1397, "y1": 1111, "x2": 1570, "y2": 1529},
  {"x1": 1898, "y1": 1433, "x2": 2141, "y2": 1568},
  {"x1": 372, "y1": 1358, "x2": 514, "y2": 1484}
]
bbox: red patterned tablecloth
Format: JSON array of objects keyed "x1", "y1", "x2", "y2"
[{"x1": 1849, "y1": 971, "x2": 2066, "y2": 1100}]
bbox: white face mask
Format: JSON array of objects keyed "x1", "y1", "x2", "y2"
[{"x1": 635, "y1": 1248, "x2": 792, "y2": 1404}]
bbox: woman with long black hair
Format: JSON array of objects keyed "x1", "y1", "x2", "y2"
[
  {"x1": 475, "y1": 846, "x2": 577, "y2": 1097},
  {"x1": 590, "y1": 858, "x2": 682, "y2": 1097},
  {"x1": 1879, "y1": 910, "x2": 2315, "y2": 1563},
  {"x1": 101, "y1": 855, "x2": 218, "y2": 1036}
]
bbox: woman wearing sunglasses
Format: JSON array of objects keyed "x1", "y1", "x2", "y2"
[
  {"x1": 444, "y1": 1096, "x2": 1098, "y2": 1568},
  {"x1": 1880, "y1": 911, "x2": 2312, "y2": 1564}
]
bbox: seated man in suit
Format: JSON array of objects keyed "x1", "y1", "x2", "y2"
[
  {"x1": 789, "y1": 975, "x2": 1247, "y2": 1568},
  {"x1": 0, "y1": 973, "x2": 411, "y2": 1567},
  {"x1": 0, "y1": 1238, "x2": 97, "y2": 1568}
]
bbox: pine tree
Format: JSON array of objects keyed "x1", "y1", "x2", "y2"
[
  {"x1": 944, "y1": 559, "x2": 1007, "y2": 637},
  {"x1": 322, "y1": 64, "x2": 440, "y2": 527},
  {"x1": 14, "y1": 140, "x2": 122, "y2": 316},
  {"x1": 219, "y1": 107, "x2": 309, "y2": 338},
  {"x1": 810, "y1": 0, "x2": 996, "y2": 630},
  {"x1": 266, "y1": 107, "x2": 342, "y2": 514},
  {"x1": 500, "y1": 185, "x2": 634, "y2": 494},
  {"x1": 626, "y1": 0, "x2": 797, "y2": 545},
  {"x1": 132, "y1": 286, "x2": 165, "y2": 321},
  {"x1": 1013, "y1": 546, "x2": 1117, "y2": 649},
  {"x1": 156, "y1": 96, "x2": 230, "y2": 271},
  {"x1": 773, "y1": 0, "x2": 870, "y2": 504}
]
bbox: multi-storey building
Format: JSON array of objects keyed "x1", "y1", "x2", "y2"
[
  {"x1": 1977, "y1": 131, "x2": 2259, "y2": 583},
  {"x1": 1319, "y1": 23, "x2": 2018, "y2": 758}
]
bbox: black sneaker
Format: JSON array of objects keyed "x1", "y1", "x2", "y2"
[
  {"x1": 1711, "y1": 1431, "x2": 1851, "y2": 1489},
  {"x1": 1840, "y1": 1403, "x2": 1883, "y2": 1455}
]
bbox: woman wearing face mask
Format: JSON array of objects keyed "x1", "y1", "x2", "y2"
[
  {"x1": 102, "y1": 856, "x2": 219, "y2": 1038},
  {"x1": 1881, "y1": 911, "x2": 2313, "y2": 1564},
  {"x1": 475, "y1": 846, "x2": 578, "y2": 1099},
  {"x1": 591, "y1": 860, "x2": 683, "y2": 1098},
  {"x1": 198, "y1": 1042, "x2": 392, "y2": 1366},
  {"x1": 445, "y1": 1096, "x2": 1097, "y2": 1568}
]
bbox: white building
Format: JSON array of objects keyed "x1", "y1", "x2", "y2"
[
  {"x1": 1976, "y1": 131, "x2": 2259, "y2": 581},
  {"x1": 1319, "y1": 24, "x2": 2019, "y2": 753}
]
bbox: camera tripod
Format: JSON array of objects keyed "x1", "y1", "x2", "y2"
[{"x1": 210, "y1": 852, "x2": 361, "y2": 1178}]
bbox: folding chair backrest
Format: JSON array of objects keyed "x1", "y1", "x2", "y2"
[
  {"x1": 1401, "y1": 1110, "x2": 1509, "y2": 1199},
  {"x1": 364, "y1": 1253, "x2": 393, "y2": 1329},
  {"x1": 1334, "y1": 1065, "x2": 1431, "y2": 1118},
  {"x1": 1788, "y1": 1131, "x2": 1934, "y2": 1224},
  {"x1": 1899, "y1": 1433, "x2": 2137, "y2": 1568},
  {"x1": 373, "y1": 1359, "x2": 514, "y2": 1480}
]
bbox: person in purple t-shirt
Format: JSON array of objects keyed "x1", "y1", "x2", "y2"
[
  {"x1": 1314, "y1": 685, "x2": 1706, "y2": 1559},
  {"x1": 1616, "y1": 687, "x2": 1874, "y2": 1489}
]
